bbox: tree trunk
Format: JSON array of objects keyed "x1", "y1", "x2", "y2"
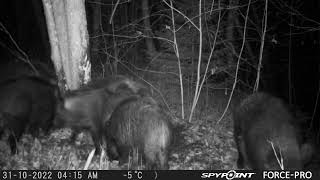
[
  {"x1": 90, "y1": 0, "x2": 102, "y2": 77},
  {"x1": 42, "y1": 0, "x2": 90, "y2": 90},
  {"x1": 30, "y1": 0, "x2": 51, "y2": 60},
  {"x1": 141, "y1": 0, "x2": 157, "y2": 56},
  {"x1": 226, "y1": 0, "x2": 237, "y2": 64}
]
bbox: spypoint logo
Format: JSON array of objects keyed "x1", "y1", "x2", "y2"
[{"x1": 201, "y1": 170, "x2": 255, "y2": 180}]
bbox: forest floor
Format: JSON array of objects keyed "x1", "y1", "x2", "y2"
[
  {"x1": 0, "y1": 95, "x2": 240, "y2": 170},
  {"x1": 0, "y1": 53, "x2": 245, "y2": 170}
]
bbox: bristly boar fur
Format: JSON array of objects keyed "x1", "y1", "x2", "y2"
[
  {"x1": 105, "y1": 96, "x2": 172, "y2": 169},
  {"x1": 233, "y1": 92, "x2": 307, "y2": 170}
]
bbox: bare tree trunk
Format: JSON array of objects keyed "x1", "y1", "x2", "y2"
[
  {"x1": 30, "y1": 0, "x2": 51, "y2": 60},
  {"x1": 90, "y1": 0, "x2": 101, "y2": 76},
  {"x1": 188, "y1": 0, "x2": 203, "y2": 122},
  {"x1": 42, "y1": 0, "x2": 90, "y2": 90},
  {"x1": 226, "y1": 0, "x2": 237, "y2": 64},
  {"x1": 141, "y1": 0, "x2": 157, "y2": 56}
]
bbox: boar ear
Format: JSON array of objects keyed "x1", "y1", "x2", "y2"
[{"x1": 63, "y1": 96, "x2": 76, "y2": 109}]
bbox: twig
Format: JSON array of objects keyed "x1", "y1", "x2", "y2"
[
  {"x1": 254, "y1": 0, "x2": 268, "y2": 92},
  {"x1": 188, "y1": 0, "x2": 203, "y2": 122},
  {"x1": 169, "y1": 0, "x2": 185, "y2": 119},
  {"x1": 84, "y1": 148, "x2": 95, "y2": 170},
  {"x1": 194, "y1": 0, "x2": 222, "y2": 116},
  {"x1": 268, "y1": 140, "x2": 284, "y2": 170},
  {"x1": 109, "y1": 0, "x2": 120, "y2": 24},
  {"x1": 210, "y1": 0, "x2": 215, "y2": 15},
  {"x1": 162, "y1": 0, "x2": 199, "y2": 31},
  {"x1": 217, "y1": 0, "x2": 251, "y2": 123},
  {"x1": 0, "y1": 22, "x2": 38, "y2": 74}
]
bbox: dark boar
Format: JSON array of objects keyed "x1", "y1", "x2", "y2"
[
  {"x1": 55, "y1": 89, "x2": 139, "y2": 154},
  {"x1": 105, "y1": 96, "x2": 172, "y2": 169},
  {"x1": 54, "y1": 76, "x2": 150, "y2": 154},
  {"x1": 233, "y1": 92, "x2": 307, "y2": 170},
  {"x1": 79, "y1": 75, "x2": 151, "y2": 96},
  {"x1": 0, "y1": 76, "x2": 59, "y2": 153}
]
